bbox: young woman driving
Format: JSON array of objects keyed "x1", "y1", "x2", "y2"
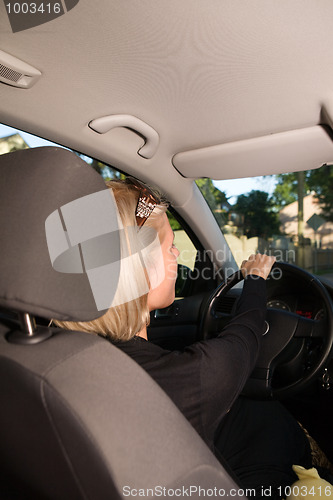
[{"x1": 56, "y1": 178, "x2": 312, "y2": 498}]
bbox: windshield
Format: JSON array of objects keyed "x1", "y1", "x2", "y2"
[{"x1": 197, "y1": 167, "x2": 333, "y2": 282}]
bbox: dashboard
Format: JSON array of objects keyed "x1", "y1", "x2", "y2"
[
  {"x1": 267, "y1": 297, "x2": 324, "y2": 321},
  {"x1": 265, "y1": 271, "x2": 330, "y2": 321}
]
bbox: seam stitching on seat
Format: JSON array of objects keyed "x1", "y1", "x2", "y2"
[
  {"x1": 41, "y1": 377, "x2": 118, "y2": 500},
  {"x1": 41, "y1": 378, "x2": 90, "y2": 500}
]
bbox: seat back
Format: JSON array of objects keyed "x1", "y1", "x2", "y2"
[{"x1": 0, "y1": 324, "x2": 243, "y2": 499}]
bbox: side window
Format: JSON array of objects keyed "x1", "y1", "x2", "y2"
[
  {"x1": 172, "y1": 224, "x2": 197, "y2": 272},
  {"x1": 168, "y1": 210, "x2": 217, "y2": 298},
  {"x1": 0, "y1": 124, "x2": 54, "y2": 153},
  {"x1": 0, "y1": 123, "x2": 123, "y2": 179}
]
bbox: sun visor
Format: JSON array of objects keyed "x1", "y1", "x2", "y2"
[{"x1": 172, "y1": 126, "x2": 333, "y2": 179}]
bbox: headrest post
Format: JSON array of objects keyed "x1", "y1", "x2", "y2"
[
  {"x1": 18, "y1": 313, "x2": 37, "y2": 336},
  {"x1": 6, "y1": 312, "x2": 53, "y2": 345}
]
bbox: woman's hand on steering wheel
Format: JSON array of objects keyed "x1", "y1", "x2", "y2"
[{"x1": 241, "y1": 253, "x2": 276, "y2": 281}]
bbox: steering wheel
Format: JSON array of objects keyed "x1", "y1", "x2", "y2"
[{"x1": 201, "y1": 262, "x2": 333, "y2": 399}]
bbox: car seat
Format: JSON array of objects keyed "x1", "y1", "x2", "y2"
[{"x1": 0, "y1": 147, "x2": 244, "y2": 499}]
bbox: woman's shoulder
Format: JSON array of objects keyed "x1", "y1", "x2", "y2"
[{"x1": 110, "y1": 335, "x2": 169, "y2": 359}]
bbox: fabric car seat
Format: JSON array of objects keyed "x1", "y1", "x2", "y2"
[{"x1": 0, "y1": 147, "x2": 245, "y2": 499}]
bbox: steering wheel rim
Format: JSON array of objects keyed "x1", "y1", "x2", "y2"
[{"x1": 200, "y1": 262, "x2": 333, "y2": 399}]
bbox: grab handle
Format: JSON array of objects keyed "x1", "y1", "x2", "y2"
[{"x1": 89, "y1": 114, "x2": 159, "y2": 159}]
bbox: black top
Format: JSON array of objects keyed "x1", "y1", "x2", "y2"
[{"x1": 113, "y1": 275, "x2": 266, "y2": 450}]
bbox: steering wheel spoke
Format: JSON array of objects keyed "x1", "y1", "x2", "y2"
[
  {"x1": 293, "y1": 316, "x2": 327, "y2": 339},
  {"x1": 205, "y1": 311, "x2": 233, "y2": 338}
]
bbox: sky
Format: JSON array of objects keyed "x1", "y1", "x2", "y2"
[
  {"x1": 0, "y1": 123, "x2": 277, "y2": 202},
  {"x1": 0, "y1": 123, "x2": 57, "y2": 148},
  {"x1": 214, "y1": 176, "x2": 277, "y2": 204}
]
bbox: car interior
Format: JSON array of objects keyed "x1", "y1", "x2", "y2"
[{"x1": 1, "y1": 1, "x2": 333, "y2": 498}]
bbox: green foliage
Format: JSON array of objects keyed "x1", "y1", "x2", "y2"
[
  {"x1": 271, "y1": 173, "x2": 300, "y2": 209},
  {"x1": 0, "y1": 133, "x2": 28, "y2": 154},
  {"x1": 89, "y1": 159, "x2": 126, "y2": 180},
  {"x1": 195, "y1": 179, "x2": 228, "y2": 227},
  {"x1": 307, "y1": 164, "x2": 333, "y2": 221},
  {"x1": 167, "y1": 211, "x2": 182, "y2": 230},
  {"x1": 234, "y1": 190, "x2": 280, "y2": 239}
]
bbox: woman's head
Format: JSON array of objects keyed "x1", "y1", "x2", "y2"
[{"x1": 55, "y1": 178, "x2": 178, "y2": 341}]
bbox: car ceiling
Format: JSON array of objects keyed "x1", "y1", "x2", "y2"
[{"x1": 1, "y1": 0, "x2": 333, "y2": 268}]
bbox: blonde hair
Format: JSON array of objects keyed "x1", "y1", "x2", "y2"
[{"x1": 54, "y1": 179, "x2": 168, "y2": 341}]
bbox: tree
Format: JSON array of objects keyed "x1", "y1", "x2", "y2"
[
  {"x1": 0, "y1": 133, "x2": 29, "y2": 154},
  {"x1": 271, "y1": 172, "x2": 309, "y2": 210},
  {"x1": 195, "y1": 179, "x2": 228, "y2": 227},
  {"x1": 234, "y1": 190, "x2": 280, "y2": 239},
  {"x1": 307, "y1": 164, "x2": 333, "y2": 221},
  {"x1": 89, "y1": 158, "x2": 125, "y2": 180}
]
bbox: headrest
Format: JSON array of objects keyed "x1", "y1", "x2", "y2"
[{"x1": 0, "y1": 146, "x2": 120, "y2": 321}]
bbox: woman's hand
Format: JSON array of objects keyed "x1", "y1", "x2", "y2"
[{"x1": 241, "y1": 253, "x2": 276, "y2": 280}]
